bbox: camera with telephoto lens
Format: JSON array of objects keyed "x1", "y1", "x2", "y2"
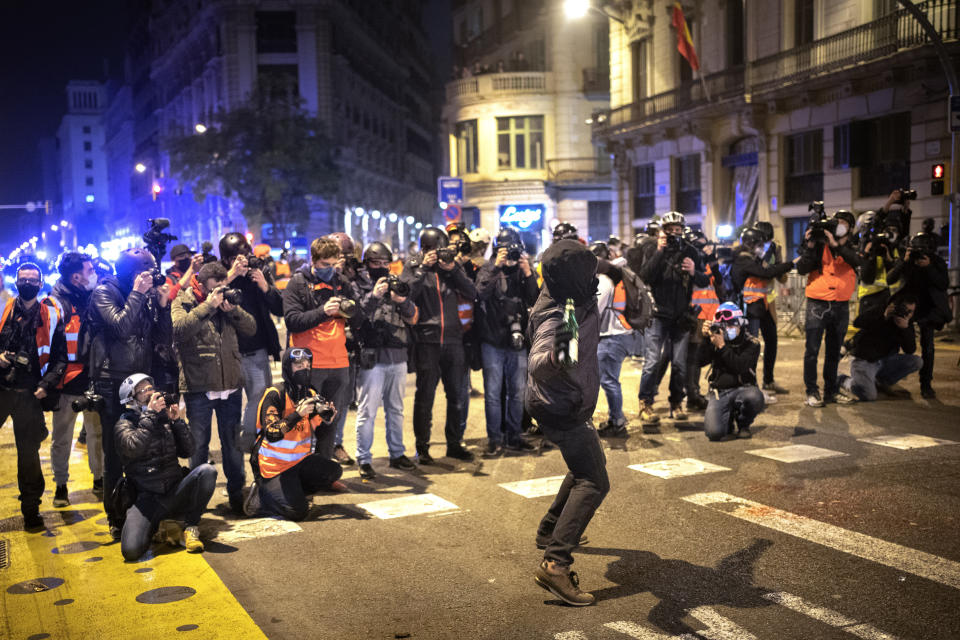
[
  {"x1": 386, "y1": 275, "x2": 410, "y2": 297},
  {"x1": 2, "y1": 349, "x2": 31, "y2": 384},
  {"x1": 437, "y1": 247, "x2": 457, "y2": 264},
  {"x1": 338, "y1": 298, "x2": 357, "y2": 318},
  {"x1": 505, "y1": 242, "x2": 523, "y2": 262},
  {"x1": 221, "y1": 287, "x2": 243, "y2": 306},
  {"x1": 507, "y1": 315, "x2": 524, "y2": 351},
  {"x1": 71, "y1": 389, "x2": 105, "y2": 413}
]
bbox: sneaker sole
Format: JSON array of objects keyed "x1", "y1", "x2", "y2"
[{"x1": 534, "y1": 575, "x2": 594, "y2": 606}]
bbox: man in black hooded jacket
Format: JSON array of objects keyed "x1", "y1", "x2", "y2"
[{"x1": 526, "y1": 239, "x2": 607, "y2": 607}]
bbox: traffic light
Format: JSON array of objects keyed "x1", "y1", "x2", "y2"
[
  {"x1": 931, "y1": 163, "x2": 947, "y2": 196},
  {"x1": 152, "y1": 183, "x2": 162, "y2": 201}
]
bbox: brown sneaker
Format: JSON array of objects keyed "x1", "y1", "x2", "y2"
[
  {"x1": 669, "y1": 403, "x2": 688, "y2": 421},
  {"x1": 639, "y1": 400, "x2": 660, "y2": 424},
  {"x1": 333, "y1": 445, "x2": 355, "y2": 466},
  {"x1": 534, "y1": 561, "x2": 595, "y2": 606}
]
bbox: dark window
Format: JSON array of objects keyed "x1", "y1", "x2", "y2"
[
  {"x1": 85, "y1": 176, "x2": 94, "y2": 186},
  {"x1": 406, "y1": 128, "x2": 432, "y2": 162},
  {"x1": 257, "y1": 65, "x2": 299, "y2": 103},
  {"x1": 633, "y1": 163, "x2": 655, "y2": 221},
  {"x1": 675, "y1": 154, "x2": 701, "y2": 215},
  {"x1": 83, "y1": 141, "x2": 92, "y2": 152},
  {"x1": 587, "y1": 201, "x2": 612, "y2": 242},
  {"x1": 455, "y1": 120, "x2": 478, "y2": 174},
  {"x1": 855, "y1": 112, "x2": 911, "y2": 197},
  {"x1": 727, "y1": 0, "x2": 745, "y2": 67},
  {"x1": 496, "y1": 116, "x2": 543, "y2": 170},
  {"x1": 795, "y1": 0, "x2": 815, "y2": 45},
  {"x1": 631, "y1": 39, "x2": 648, "y2": 102},
  {"x1": 784, "y1": 130, "x2": 823, "y2": 204},
  {"x1": 785, "y1": 217, "x2": 807, "y2": 261},
  {"x1": 84, "y1": 159, "x2": 93, "y2": 169},
  {"x1": 82, "y1": 125, "x2": 91, "y2": 134},
  {"x1": 256, "y1": 11, "x2": 297, "y2": 54}
]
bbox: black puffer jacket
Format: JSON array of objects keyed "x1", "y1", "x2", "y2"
[
  {"x1": 697, "y1": 330, "x2": 760, "y2": 390},
  {"x1": 83, "y1": 276, "x2": 172, "y2": 381},
  {"x1": 115, "y1": 407, "x2": 195, "y2": 495}
]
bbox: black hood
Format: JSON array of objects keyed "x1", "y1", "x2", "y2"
[
  {"x1": 281, "y1": 347, "x2": 312, "y2": 401},
  {"x1": 541, "y1": 239, "x2": 598, "y2": 306}
]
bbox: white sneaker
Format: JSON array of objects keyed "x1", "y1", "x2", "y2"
[
  {"x1": 763, "y1": 390, "x2": 778, "y2": 405},
  {"x1": 806, "y1": 391, "x2": 824, "y2": 407}
]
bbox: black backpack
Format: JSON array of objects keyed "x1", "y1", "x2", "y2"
[{"x1": 619, "y1": 266, "x2": 657, "y2": 333}]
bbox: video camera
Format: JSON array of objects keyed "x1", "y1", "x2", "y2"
[
  {"x1": 807, "y1": 201, "x2": 837, "y2": 241},
  {"x1": 143, "y1": 218, "x2": 177, "y2": 267},
  {"x1": 200, "y1": 242, "x2": 218, "y2": 264}
]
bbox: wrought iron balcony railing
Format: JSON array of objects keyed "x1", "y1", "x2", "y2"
[{"x1": 546, "y1": 157, "x2": 612, "y2": 184}]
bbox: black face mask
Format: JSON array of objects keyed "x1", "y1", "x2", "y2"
[
  {"x1": 175, "y1": 258, "x2": 191, "y2": 273},
  {"x1": 291, "y1": 369, "x2": 311, "y2": 388},
  {"x1": 367, "y1": 267, "x2": 389, "y2": 281},
  {"x1": 16, "y1": 281, "x2": 40, "y2": 301}
]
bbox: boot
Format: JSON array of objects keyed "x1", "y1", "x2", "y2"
[
  {"x1": 639, "y1": 401, "x2": 660, "y2": 432},
  {"x1": 669, "y1": 403, "x2": 688, "y2": 421}
]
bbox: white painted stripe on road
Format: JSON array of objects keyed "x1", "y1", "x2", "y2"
[
  {"x1": 628, "y1": 458, "x2": 731, "y2": 479},
  {"x1": 688, "y1": 606, "x2": 759, "y2": 639},
  {"x1": 357, "y1": 493, "x2": 459, "y2": 519},
  {"x1": 683, "y1": 492, "x2": 960, "y2": 590},
  {"x1": 762, "y1": 592, "x2": 899, "y2": 639},
  {"x1": 745, "y1": 444, "x2": 848, "y2": 463},
  {"x1": 857, "y1": 434, "x2": 959, "y2": 450},
  {"x1": 499, "y1": 475, "x2": 566, "y2": 498},
  {"x1": 603, "y1": 621, "x2": 696, "y2": 639},
  {"x1": 554, "y1": 632, "x2": 588, "y2": 640}
]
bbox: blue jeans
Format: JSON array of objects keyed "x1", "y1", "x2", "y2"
[
  {"x1": 308, "y1": 367, "x2": 350, "y2": 458},
  {"x1": 354, "y1": 362, "x2": 408, "y2": 464},
  {"x1": 803, "y1": 299, "x2": 849, "y2": 396},
  {"x1": 332, "y1": 359, "x2": 356, "y2": 448},
  {"x1": 638, "y1": 317, "x2": 690, "y2": 404},
  {"x1": 185, "y1": 391, "x2": 245, "y2": 498},
  {"x1": 480, "y1": 343, "x2": 527, "y2": 445},
  {"x1": 842, "y1": 353, "x2": 922, "y2": 401},
  {"x1": 704, "y1": 386, "x2": 765, "y2": 441},
  {"x1": 597, "y1": 333, "x2": 632, "y2": 424},
  {"x1": 240, "y1": 349, "x2": 272, "y2": 452}
]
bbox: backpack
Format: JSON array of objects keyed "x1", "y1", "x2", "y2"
[{"x1": 618, "y1": 266, "x2": 657, "y2": 333}]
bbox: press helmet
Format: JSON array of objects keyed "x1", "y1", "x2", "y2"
[
  {"x1": 119, "y1": 373, "x2": 155, "y2": 407},
  {"x1": 495, "y1": 227, "x2": 521, "y2": 248},
  {"x1": 219, "y1": 232, "x2": 250, "y2": 263},
  {"x1": 552, "y1": 221, "x2": 579, "y2": 242},
  {"x1": 660, "y1": 211, "x2": 686, "y2": 228},
  {"x1": 362, "y1": 241, "x2": 392, "y2": 263},
  {"x1": 419, "y1": 227, "x2": 449, "y2": 252},
  {"x1": 714, "y1": 302, "x2": 745, "y2": 325},
  {"x1": 589, "y1": 241, "x2": 610, "y2": 260},
  {"x1": 739, "y1": 227, "x2": 765, "y2": 249},
  {"x1": 754, "y1": 221, "x2": 774, "y2": 243},
  {"x1": 114, "y1": 248, "x2": 157, "y2": 292}
]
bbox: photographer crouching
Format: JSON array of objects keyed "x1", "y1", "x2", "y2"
[
  {"x1": 699, "y1": 303, "x2": 765, "y2": 441},
  {"x1": 115, "y1": 374, "x2": 217, "y2": 560},
  {"x1": 837, "y1": 295, "x2": 921, "y2": 402},
  {"x1": 796, "y1": 207, "x2": 863, "y2": 407}
]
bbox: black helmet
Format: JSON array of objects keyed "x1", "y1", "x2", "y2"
[
  {"x1": 644, "y1": 219, "x2": 661, "y2": 237},
  {"x1": 219, "y1": 232, "x2": 250, "y2": 263},
  {"x1": 115, "y1": 248, "x2": 157, "y2": 292},
  {"x1": 910, "y1": 232, "x2": 938, "y2": 254},
  {"x1": 552, "y1": 221, "x2": 578, "y2": 242},
  {"x1": 754, "y1": 221, "x2": 774, "y2": 242},
  {"x1": 685, "y1": 227, "x2": 707, "y2": 246},
  {"x1": 589, "y1": 241, "x2": 609, "y2": 260},
  {"x1": 495, "y1": 227, "x2": 521, "y2": 248},
  {"x1": 419, "y1": 227, "x2": 449, "y2": 252},
  {"x1": 362, "y1": 241, "x2": 392, "y2": 263},
  {"x1": 740, "y1": 227, "x2": 764, "y2": 248},
  {"x1": 833, "y1": 210, "x2": 856, "y2": 228}
]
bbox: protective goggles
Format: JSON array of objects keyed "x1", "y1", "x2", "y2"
[
  {"x1": 289, "y1": 348, "x2": 313, "y2": 361},
  {"x1": 714, "y1": 308, "x2": 742, "y2": 322}
]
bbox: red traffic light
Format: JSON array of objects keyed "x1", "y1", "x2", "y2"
[{"x1": 932, "y1": 163, "x2": 945, "y2": 179}]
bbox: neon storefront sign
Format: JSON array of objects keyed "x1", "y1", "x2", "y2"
[{"x1": 498, "y1": 204, "x2": 545, "y2": 230}]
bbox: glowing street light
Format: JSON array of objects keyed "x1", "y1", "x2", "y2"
[
  {"x1": 194, "y1": 123, "x2": 208, "y2": 134},
  {"x1": 563, "y1": 0, "x2": 590, "y2": 19},
  {"x1": 134, "y1": 162, "x2": 147, "y2": 173}
]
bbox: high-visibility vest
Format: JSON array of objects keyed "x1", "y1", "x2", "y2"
[
  {"x1": 289, "y1": 280, "x2": 349, "y2": 369},
  {"x1": 44, "y1": 296, "x2": 83, "y2": 388},
  {"x1": 743, "y1": 276, "x2": 770, "y2": 307},
  {"x1": 611, "y1": 281, "x2": 632, "y2": 329},
  {"x1": 457, "y1": 298, "x2": 473, "y2": 330},
  {"x1": 256, "y1": 387, "x2": 323, "y2": 479},
  {"x1": 857, "y1": 255, "x2": 903, "y2": 300},
  {"x1": 692, "y1": 265, "x2": 721, "y2": 321},
  {"x1": 0, "y1": 297, "x2": 58, "y2": 377},
  {"x1": 806, "y1": 245, "x2": 855, "y2": 302}
]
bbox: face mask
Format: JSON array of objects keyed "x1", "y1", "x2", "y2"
[
  {"x1": 175, "y1": 258, "x2": 191, "y2": 273},
  {"x1": 84, "y1": 272, "x2": 98, "y2": 291},
  {"x1": 835, "y1": 223, "x2": 849, "y2": 238},
  {"x1": 15, "y1": 282, "x2": 40, "y2": 301},
  {"x1": 725, "y1": 326, "x2": 740, "y2": 341},
  {"x1": 368, "y1": 267, "x2": 389, "y2": 281},
  {"x1": 313, "y1": 266, "x2": 336, "y2": 282},
  {"x1": 292, "y1": 369, "x2": 311, "y2": 388}
]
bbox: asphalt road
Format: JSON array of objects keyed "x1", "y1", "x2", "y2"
[{"x1": 195, "y1": 336, "x2": 960, "y2": 640}]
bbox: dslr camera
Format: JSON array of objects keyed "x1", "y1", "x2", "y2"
[
  {"x1": 245, "y1": 254, "x2": 266, "y2": 271},
  {"x1": 437, "y1": 247, "x2": 457, "y2": 264},
  {"x1": 504, "y1": 242, "x2": 523, "y2": 262},
  {"x1": 71, "y1": 388, "x2": 105, "y2": 413},
  {"x1": 338, "y1": 298, "x2": 358, "y2": 318},
  {"x1": 507, "y1": 315, "x2": 524, "y2": 351},
  {"x1": 895, "y1": 188, "x2": 917, "y2": 205},
  {"x1": 807, "y1": 201, "x2": 837, "y2": 240},
  {"x1": 303, "y1": 396, "x2": 336, "y2": 422},
  {"x1": 2, "y1": 350, "x2": 31, "y2": 385},
  {"x1": 149, "y1": 269, "x2": 167, "y2": 287},
  {"x1": 215, "y1": 286, "x2": 243, "y2": 306},
  {"x1": 891, "y1": 302, "x2": 912, "y2": 320},
  {"x1": 386, "y1": 275, "x2": 410, "y2": 297},
  {"x1": 455, "y1": 235, "x2": 472, "y2": 256}
]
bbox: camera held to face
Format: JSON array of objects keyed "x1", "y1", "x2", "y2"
[
  {"x1": 505, "y1": 243, "x2": 523, "y2": 262},
  {"x1": 386, "y1": 275, "x2": 410, "y2": 297},
  {"x1": 437, "y1": 247, "x2": 457, "y2": 264}
]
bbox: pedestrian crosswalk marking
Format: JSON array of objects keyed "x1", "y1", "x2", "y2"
[
  {"x1": 499, "y1": 475, "x2": 566, "y2": 498},
  {"x1": 762, "y1": 592, "x2": 900, "y2": 639},
  {"x1": 604, "y1": 607, "x2": 759, "y2": 640},
  {"x1": 745, "y1": 444, "x2": 847, "y2": 463},
  {"x1": 554, "y1": 632, "x2": 588, "y2": 640},
  {"x1": 628, "y1": 458, "x2": 731, "y2": 479},
  {"x1": 357, "y1": 493, "x2": 459, "y2": 519},
  {"x1": 604, "y1": 621, "x2": 696, "y2": 639},
  {"x1": 857, "y1": 434, "x2": 959, "y2": 450},
  {"x1": 682, "y1": 492, "x2": 960, "y2": 590}
]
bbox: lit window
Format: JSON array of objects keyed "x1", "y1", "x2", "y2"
[{"x1": 496, "y1": 116, "x2": 544, "y2": 170}]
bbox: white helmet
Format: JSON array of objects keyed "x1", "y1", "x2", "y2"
[
  {"x1": 468, "y1": 228, "x2": 491, "y2": 245},
  {"x1": 660, "y1": 211, "x2": 686, "y2": 227},
  {"x1": 119, "y1": 373, "x2": 154, "y2": 406}
]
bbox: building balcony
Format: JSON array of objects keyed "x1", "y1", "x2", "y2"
[
  {"x1": 546, "y1": 157, "x2": 612, "y2": 185},
  {"x1": 446, "y1": 72, "x2": 554, "y2": 108}
]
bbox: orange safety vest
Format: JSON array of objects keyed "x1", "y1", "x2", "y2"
[
  {"x1": 805, "y1": 245, "x2": 856, "y2": 302},
  {"x1": 256, "y1": 387, "x2": 323, "y2": 479},
  {"x1": 44, "y1": 296, "x2": 83, "y2": 388},
  {"x1": 611, "y1": 281, "x2": 632, "y2": 329},
  {"x1": 0, "y1": 297, "x2": 58, "y2": 377},
  {"x1": 743, "y1": 275, "x2": 770, "y2": 307},
  {"x1": 289, "y1": 281, "x2": 349, "y2": 369},
  {"x1": 276, "y1": 262, "x2": 291, "y2": 278},
  {"x1": 457, "y1": 297, "x2": 473, "y2": 330},
  {"x1": 692, "y1": 265, "x2": 721, "y2": 321}
]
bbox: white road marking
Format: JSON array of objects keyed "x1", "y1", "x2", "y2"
[
  {"x1": 202, "y1": 516, "x2": 302, "y2": 543},
  {"x1": 745, "y1": 444, "x2": 848, "y2": 463},
  {"x1": 762, "y1": 592, "x2": 899, "y2": 640},
  {"x1": 554, "y1": 632, "x2": 588, "y2": 640},
  {"x1": 628, "y1": 458, "x2": 731, "y2": 479},
  {"x1": 604, "y1": 621, "x2": 696, "y2": 639},
  {"x1": 688, "y1": 606, "x2": 759, "y2": 639},
  {"x1": 683, "y1": 492, "x2": 960, "y2": 590},
  {"x1": 499, "y1": 475, "x2": 566, "y2": 498},
  {"x1": 857, "y1": 434, "x2": 959, "y2": 450},
  {"x1": 357, "y1": 493, "x2": 459, "y2": 519}
]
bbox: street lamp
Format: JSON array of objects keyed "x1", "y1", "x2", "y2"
[
  {"x1": 194, "y1": 123, "x2": 208, "y2": 134},
  {"x1": 563, "y1": 0, "x2": 590, "y2": 19},
  {"x1": 135, "y1": 162, "x2": 147, "y2": 173}
]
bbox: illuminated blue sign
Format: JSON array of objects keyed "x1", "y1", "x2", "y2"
[{"x1": 498, "y1": 204, "x2": 545, "y2": 231}]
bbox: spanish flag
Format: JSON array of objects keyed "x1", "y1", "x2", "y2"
[{"x1": 671, "y1": 2, "x2": 700, "y2": 72}]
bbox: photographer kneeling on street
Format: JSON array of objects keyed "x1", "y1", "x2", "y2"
[
  {"x1": 115, "y1": 374, "x2": 216, "y2": 560},
  {"x1": 249, "y1": 348, "x2": 345, "y2": 521},
  {"x1": 699, "y1": 303, "x2": 765, "y2": 441},
  {"x1": 837, "y1": 295, "x2": 921, "y2": 402},
  {"x1": 172, "y1": 261, "x2": 256, "y2": 515}
]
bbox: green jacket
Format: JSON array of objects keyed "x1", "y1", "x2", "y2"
[{"x1": 172, "y1": 287, "x2": 256, "y2": 393}]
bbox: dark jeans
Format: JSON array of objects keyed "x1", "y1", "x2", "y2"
[
  {"x1": 843, "y1": 353, "x2": 922, "y2": 401},
  {"x1": 257, "y1": 454, "x2": 343, "y2": 521},
  {"x1": 413, "y1": 342, "x2": 466, "y2": 451},
  {"x1": 537, "y1": 421, "x2": 610, "y2": 567},
  {"x1": 639, "y1": 317, "x2": 689, "y2": 404},
  {"x1": 748, "y1": 308, "x2": 778, "y2": 385},
  {"x1": 803, "y1": 299, "x2": 849, "y2": 396},
  {"x1": 184, "y1": 391, "x2": 245, "y2": 498},
  {"x1": 309, "y1": 367, "x2": 350, "y2": 458},
  {"x1": 0, "y1": 388, "x2": 47, "y2": 516},
  {"x1": 704, "y1": 386, "x2": 765, "y2": 441},
  {"x1": 685, "y1": 322, "x2": 704, "y2": 399},
  {"x1": 94, "y1": 378, "x2": 127, "y2": 526},
  {"x1": 120, "y1": 464, "x2": 218, "y2": 562},
  {"x1": 918, "y1": 320, "x2": 936, "y2": 387}
]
